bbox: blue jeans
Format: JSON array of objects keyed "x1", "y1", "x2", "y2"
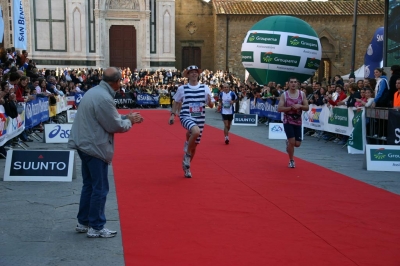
[{"x1": 77, "y1": 150, "x2": 109, "y2": 230}]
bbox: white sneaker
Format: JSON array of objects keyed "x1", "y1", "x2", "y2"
[
  {"x1": 225, "y1": 136, "x2": 229, "y2": 144},
  {"x1": 311, "y1": 133, "x2": 319, "y2": 137},
  {"x1": 288, "y1": 160, "x2": 295, "y2": 168},
  {"x1": 76, "y1": 223, "x2": 89, "y2": 233},
  {"x1": 184, "y1": 169, "x2": 192, "y2": 178},
  {"x1": 183, "y1": 141, "x2": 188, "y2": 153},
  {"x1": 87, "y1": 227, "x2": 117, "y2": 238},
  {"x1": 182, "y1": 153, "x2": 191, "y2": 170},
  {"x1": 333, "y1": 138, "x2": 340, "y2": 143}
]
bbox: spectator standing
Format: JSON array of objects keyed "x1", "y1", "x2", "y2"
[
  {"x1": 389, "y1": 65, "x2": 400, "y2": 107},
  {"x1": 393, "y1": 78, "x2": 400, "y2": 110},
  {"x1": 372, "y1": 67, "x2": 390, "y2": 107},
  {"x1": 68, "y1": 67, "x2": 144, "y2": 238}
]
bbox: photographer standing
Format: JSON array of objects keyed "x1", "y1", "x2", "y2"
[{"x1": 68, "y1": 67, "x2": 144, "y2": 238}]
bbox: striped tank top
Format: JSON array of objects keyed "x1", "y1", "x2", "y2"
[{"x1": 283, "y1": 90, "x2": 303, "y2": 126}]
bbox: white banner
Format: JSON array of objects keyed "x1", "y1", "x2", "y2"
[
  {"x1": 44, "y1": 124, "x2": 72, "y2": 143},
  {"x1": 366, "y1": 145, "x2": 400, "y2": 172},
  {"x1": 13, "y1": 0, "x2": 27, "y2": 50},
  {"x1": 0, "y1": 6, "x2": 4, "y2": 43},
  {"x1": 302, "y1": 105, "x2": 356, "y2": 136},
  {"x1": 0, "y1": 105, "x2": 25, "y2": 146},
  {"x1": 268, "y1": 123, "x2": 287, "y2": 139},
  {"x1": 67, "y1": 110, "x2": 77, "y2": 123}
]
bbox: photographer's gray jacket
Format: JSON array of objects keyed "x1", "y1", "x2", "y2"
[{"x1": 68, "y1": 81, "x2": 132, "y2": 163}]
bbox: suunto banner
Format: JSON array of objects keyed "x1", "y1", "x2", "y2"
[
  {"x1": 232, "y1": 114, "x2": 258, "y2": 126},
  {"x1": 4, "y1": 150, "x2": 75, "y2": 181}
]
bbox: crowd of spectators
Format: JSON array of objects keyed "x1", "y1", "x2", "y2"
[{"x1": 0, "y1": 46, "x2": 399, "y2": 154}]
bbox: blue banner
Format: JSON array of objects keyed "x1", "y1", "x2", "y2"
[
  {"x1": 249, "y1": 98, "x2": 281, "y2": 120},
  {"x1": 364, "y1": 27, "x2": 384, "y2": 78},
  {"x1": 74, "y1": 93, "x2": 84, "y2": 107},
  {"x1": 24, "y1": 97, "x2": 49, "y2": 129},
  {"x1": 13, "y1": 0, "x2": 27, "y2": 50},
  {"x1": 136, "y1": 93, "x2": 159, "y2": 106}
]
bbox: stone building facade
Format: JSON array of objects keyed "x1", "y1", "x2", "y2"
[
  {"x1": 0, "y1": 0, "x2": 385, "y2": 81},
  {"x1": 175, "y1": 0, "x2": 384, "y2": 81},
  {"x1": 0, "y1": 0, "x2": 175, "y2": 70}
]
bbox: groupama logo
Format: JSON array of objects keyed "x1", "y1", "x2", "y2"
[
  {"x1": 248, "y1": 32, "x2": 257, "y2": 42},
  {"x1": 289, "y1": 36, "x2": 300, "y2": 46},
  {"x1": 262, "y1": 52, "x2": 274, "y2": 63},
  {"x1": 306, "y1": 58, "x2": 320, "y2": 68},
  {"x1": 373, "y1": 148, "x2": 386, "y2": 160}
]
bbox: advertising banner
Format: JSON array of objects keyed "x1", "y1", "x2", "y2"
[
  {"x1": 366, "y1": 145, "x2": 400, "y2": 172},
  {"x1": 74, "y1": 93, "x2": 84, "y2": 107},
  {"x1": 114, "y1": 92, "x2": 135, "y2": 107},
  {"x1": 4, "y1": 150, "x2": 75, "y2": 181},
  {"x1": 347, "y1": 109, "x2": 366, "y2": 154},
  {"x1": 249, "y1": 98, "x2": 281, "y2": 120},
  {"x1": 136, "y1": 93, "x2": 159, "y2": 106},
  {"x1": 268, "y1": 123, "x2": 286, "y2": 139},
  {"x1": 44, "y1": 124, "x2": 72, "y2": 143},
  {"x1": 232, "y1": 114, "x2": 258, "y2": 126},
  {"x1": 67, "y1": 110, "x2": 77, "y2": 123},
  {"x1": 0, "y1": 105, "x2": 25, "y2": 146},
  {"x1": 302, "y1": 105, "x2": 355, "y2": 136},
  {"x1": 387, "y1": 109, "x2": 400, "y2": 145},
  {"x1": 24, "y1": 97, "x2": 49, "y2": 129},
  {"x1": 12, "y1": 0, "x2": 27, "y2": 50}
]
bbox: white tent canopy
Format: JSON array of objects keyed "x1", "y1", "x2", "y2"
[{"x1": 342, "y1": 65, "x2": 366, "y2": 81}]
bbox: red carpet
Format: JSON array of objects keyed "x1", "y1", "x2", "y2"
[{"x1": 113, "y1": 110, "x2": 400, "y2": 266}]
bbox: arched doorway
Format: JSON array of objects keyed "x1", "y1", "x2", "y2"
[{"x1": 109, "y1": 25, "x2": 137, "y2": 70}]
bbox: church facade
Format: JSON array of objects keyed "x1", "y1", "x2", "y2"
[{"x1": 0, "y1": 0, "x2": 175, "y2": 70}]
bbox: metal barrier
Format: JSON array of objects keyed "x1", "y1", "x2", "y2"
[{"x1": 365, "y1": 107, "x2": 389, "y2": 144}]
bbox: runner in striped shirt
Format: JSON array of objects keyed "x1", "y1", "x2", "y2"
[{"x1": 169, "y1": 65, "x2": 215, "y2": 178}]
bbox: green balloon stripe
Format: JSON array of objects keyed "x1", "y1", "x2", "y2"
[
  {"x1": 246, "y1": 68, "x2": 311, "y2": 85},
  {"x1": 250, "y1": 16, "x2": 318, "y2": 37}
]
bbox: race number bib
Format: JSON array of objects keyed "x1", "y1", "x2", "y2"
[
  {"x1": 223, "y1": 101, "x2": 231, "y2": 108},
  {"x1": 189, "y1": 103, "x2": 202, "y2": 117}
]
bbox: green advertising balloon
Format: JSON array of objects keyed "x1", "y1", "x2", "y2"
[{"x1": 241, "y1": 16, "x2": 322, "y2": 85}]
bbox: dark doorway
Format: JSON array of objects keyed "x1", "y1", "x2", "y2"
[
  {"x1": 182, "y1": 47, "x2": 201, "y2": 69},
  {"x1": 317, "y1": 58, "x2": 331, "y2": 83},
  {"x1": 109, "y1": 25, "x2": 137, "y2": 70}
]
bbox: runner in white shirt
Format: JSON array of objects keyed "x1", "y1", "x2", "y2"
[{"x1": 219, "y1": 83, "x2": 237, "y2": 144}]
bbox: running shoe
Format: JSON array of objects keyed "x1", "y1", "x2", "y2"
[
  {"x1": 225, "y1": 136, "x2": 229, "y2": 144},
  {"x1": 184, "y1": 169, "x2": 192, "y2": 178},
  {"x1": 182, "y1": 153, "x2": 191, "y2": 170},
  {"x1": 75, "y1": 223, "x2": 89, "y2": 233},
  {"x1": 288, "y1": 160, "x2": 295, "y2": 168},
  {"x1": 87, "y1": 228, "x2": 117, "y2": 238},
  {"x1": 183, "y1": 141, "x2": 188, "y2": 153}
]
